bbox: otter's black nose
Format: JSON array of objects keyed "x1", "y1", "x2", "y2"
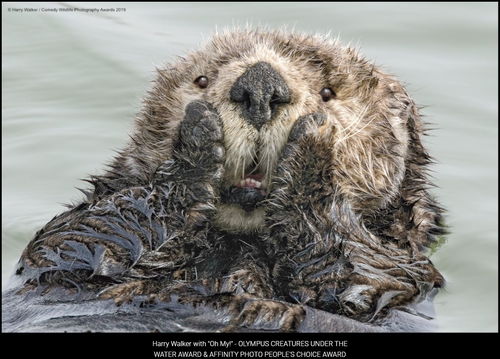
[{"x1": 230, "y1": 62, "x2": 290, "y2": 130}]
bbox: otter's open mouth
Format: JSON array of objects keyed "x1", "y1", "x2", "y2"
[{"x1": 221, "y1": 167, "x2": 268, "y2": 212}]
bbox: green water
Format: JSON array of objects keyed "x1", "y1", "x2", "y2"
[{"x1": 2, "y1": 2, "x2": 498, "y2": 332}]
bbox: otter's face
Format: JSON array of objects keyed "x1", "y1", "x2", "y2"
[{"x1": 144, "y1": 31, "x2": 414, "y2": 233}]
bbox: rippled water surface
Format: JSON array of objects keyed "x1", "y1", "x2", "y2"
[{"x1": 2, "y1": 2, "x2": 498, "y2": 332}]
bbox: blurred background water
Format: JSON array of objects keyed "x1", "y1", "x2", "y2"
[{"x1": 2, "y1": 2, "x2": 497, "y2": 332}]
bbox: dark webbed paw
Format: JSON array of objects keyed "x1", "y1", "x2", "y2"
[
  {"x1": 270, "y1": 112, "x2": 335, "y2": 211},
  {"x1": 152, "y1": 100, "x2": 225, "y2": 229},
  {"x1": 154, "y1": 100, "x2": 225, "y2": 186},
  {"x1": 287, "y1": 112, "x2": 327, "y2": 143},
  {"x1": 181, "y1": 101, "x2": 224, "y2": 149},
  {"x1": 266, "y1": 113, "x2": 359, "y2": 318},
  {"x1": 278, "y1": 112, "x2": 327, "y2": 161},
  {"x1": 273, "y1": 112, "x2": 332, "y2": 188}
]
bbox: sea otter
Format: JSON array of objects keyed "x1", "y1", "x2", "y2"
[{"x1": 3, "y1": 29, "x2": 445, "y2": 332}]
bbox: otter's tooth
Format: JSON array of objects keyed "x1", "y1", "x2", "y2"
[{"x1": 239, "y1": 177, "x2": 263, "y2": 188}]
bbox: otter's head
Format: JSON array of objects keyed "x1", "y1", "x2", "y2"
[{"x1": 124, "y1": 30, "x2": 437, "y2": 238}]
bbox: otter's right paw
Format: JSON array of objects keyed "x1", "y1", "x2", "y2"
[
  {"x1": 154, "y1": 100, "x2": 225, "y2": 186},
  {"x1": 179, "y1": 100, "x2": 224, "y2": 155},
  {"x1": 175, "y1": 100, "x2": 224, "y2": 177}
]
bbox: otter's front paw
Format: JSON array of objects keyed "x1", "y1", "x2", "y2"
[
  {"x1": 177, "y1": 100, "x2": 224, "y2": 177},
  {"x1": 288, "y1": 112, "x2": 327, "y2": 143},
  {"x1": 271, "y1": 112, "x2": 334, "y2": 200},
  {"x1": 277, "y1": 112, "x2": 329, "y2": 169},
  {"x1": 155, "y1": 100, "x2": 225, "y2": 185},
  {"x1": 180, "y1": 101, "x2": 224, "y2": 152}
]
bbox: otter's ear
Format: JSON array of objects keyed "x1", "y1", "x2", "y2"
[{"x1": 398, "y1": 100, "x2": 446, "y2": 253}]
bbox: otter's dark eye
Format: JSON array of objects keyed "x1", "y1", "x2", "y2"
[
  {"x1": 320, "y1": 87, "x2": 336, "y2": 102},
  {"x1": 194, "y1": 76, "x2": 209, "y2": 88}
]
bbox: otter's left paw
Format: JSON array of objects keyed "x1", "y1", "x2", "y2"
[
  {"x1": 277, "y1": 112, "x2": 329, "y2": 165},
  {"x1": 288, "y1": 112, "x2": 327, "y2": 143},
  {"x1": 271, "y1": 112, "x2": 334, "y2": 195}
]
